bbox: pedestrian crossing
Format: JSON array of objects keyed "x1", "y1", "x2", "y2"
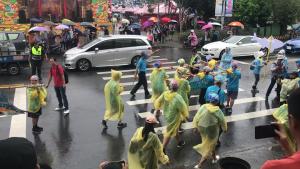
[{"x1": 96, "y1": 55, "x2": 277, "y2": 135}]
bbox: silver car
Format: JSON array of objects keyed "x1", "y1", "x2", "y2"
[{"x1": 64, "y1": 35, "x2": 152, "y2": 71}]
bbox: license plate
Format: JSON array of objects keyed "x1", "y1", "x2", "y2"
[{"x1": 287, "y1": 46, "x2": 292, "y2": 50}]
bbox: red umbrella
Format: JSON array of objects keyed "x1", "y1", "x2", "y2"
[
  {"x1": 197, "y1": 20, "x2": 206, "y2": 25},
  {"x1": 161, "y1": 17, "x2": 171, "y2": 23}
]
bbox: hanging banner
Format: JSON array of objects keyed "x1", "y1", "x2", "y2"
[
  {"x1": 91, "y1": 0, "x2": 110, "y2": 24},
  {"x1": 0, "y1": 0, "x2": 19, "y2": 24},
  {"x1": 215, "y1": 0, "x2": 234, "y2": 17}
]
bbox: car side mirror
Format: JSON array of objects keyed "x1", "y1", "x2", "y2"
[{"x1": 95, "y1": 48, "x2": 99, "y2": 52}]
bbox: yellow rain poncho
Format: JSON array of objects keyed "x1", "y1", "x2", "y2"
[
  {"x1": 104, "y1": 70, "x2": 124, "y2": 121},
  {"x1": 27, "y1": 87, "x2": 47, "y2": 113},
  {"x1": 128, "y1": 127, "x2": 169, "y2": 169},
  {"x1": 280, "y1": 78, "x2": 300, "y2": 102},
  {"x1": 208, "y1": 59, "x2": 217, "y2": 70},
  {"x1": 150, "y1": 68, "x2": 168, "y2": 101},
  {"x1": 272, "y1": 104, "x2": 297, "y2": 152},
  {"x1": 154, "y1": 91, "x2": 188, "y2": 137},
  {"x1": 193, "y1": 104, "x2": 227, "y2": 158},
  {"x1": 175, "y1": 77, "x2": 191, "y2": 106},
  {"x1": 174, "y1": 66, "x2": 189, "y2": 79}
]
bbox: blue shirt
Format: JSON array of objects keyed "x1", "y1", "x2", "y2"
[
  {"x1": 201, "y1": 74, "x2": 214, "y2": 89},
  {"x1": 227, "y1": 69, "x2": 241, "y2": 92},
  {"x1": 251, "y1": 58, "x2": 263, "y2": 75},
  {"x1": 137, "y1": 57, "x2": 147, "y2": 73},
  {"x1": 205, "y1": 85, "x2": 226, "y2": 105}
]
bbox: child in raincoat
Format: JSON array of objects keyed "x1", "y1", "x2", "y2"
[
  {"x1": 280, "y1": 72, "x2": 300, "y2": 105},
  {"x1": 154, "y1": 80, "x2": 189, "y2": 151},
  {"x1": 102, "y1": 70, "x2": 126, "y2": 129},
  {"x1": 150, "y1": 61, "x2": 168, "y2": 102},
  {"x1": 174, "y1": 58, "x2": 189, "y2": 79},
  {"x1": 193, "y1": 93, "x2": 227, "y2": 169},
  {"x1": 219, "y1": 47, "x2": 233, "y2": 71},
  {"x1": 27, "y1": 75, "x2": 47, "y2": 134},
  {"x1": 272, "y1": 104, "x2": 297, "y2": 153},
  {"x1": 198, "y1": 66, "x2": 214, "y2": 105},
  {"x1": 251, "y1": 51, "x2": 265, "y2": 91},
  {"x1": 128, "y1": 115, "x2": 169, "y2": 169},
  {"x1": 175, "y1": 67, "x2": 191, "y2": 106},
  {"x1": 206, "y1": 55, "x2": 218, "y2": 71},
  {"x1": 205, "y1": 75, "x2": 227, "y2": 110},
  {"x1": 226, "y1": 62, "x2": 241, "y2": 113}
]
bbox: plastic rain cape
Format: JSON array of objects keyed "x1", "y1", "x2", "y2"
[
  {"x1": 154, "y1": 91, "x2": 188, "y2": 137},
  {"x1": 150, "y1": 68, "x2": 168, "y2": 102},
  {"x1": 280, "y1": 78, "x2": 300, "y2": 102},
  {"x1": 27, "y1": 87, "x2": 47, "y2": 113},
  {"x1": 272, "y1": 104, "x2": 297, "y2": 152},
  {"x1": 128, "y1": 127, "x2": 169, "y2": 169},
  {"x1": 175, "y1": 77, "x2": 191, "y2": 106},
  {"x1": 192, "y1": 104, "x2": 227, "y2": 158},
  {"x1": 104, "y1": 70, "x2": 124, "y2": 121}
]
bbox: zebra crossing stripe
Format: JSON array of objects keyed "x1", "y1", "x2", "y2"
[
  {"x1": 137, "y1": 96, "x2": 265, "y2": 118},
  {"x1": 154, "y1": 108, "x2": 276, "y2": 134},
  {"x1": 102, "y1": 70, "x2": 176, "y2": 80},
  {"x1": 9, "y1": 88, "x2": 27, "y2": 138}
]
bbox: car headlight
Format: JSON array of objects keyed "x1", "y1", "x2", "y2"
[{"x1": 209, "y1": 48, "x2": 219, "y2": 51}]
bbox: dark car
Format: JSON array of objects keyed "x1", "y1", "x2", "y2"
[
  {"x1": 0, "y1": 31, "x2": 27, "y2": 53},
  {"x1": 284, "y1": 37, "x2": 300, "y2": 54}
]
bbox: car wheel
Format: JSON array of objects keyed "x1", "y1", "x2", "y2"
[
  {"x1": 7, "y1": 63, "x2": 20, "y2": 75},
  {"x1": 219, "y1": 50, "x2": 225, "y2": 60},
  {"x1": 131, "y1": 55, "x2": 141, "y2": 67},
  {"x1": 76, "y1": 59, "x2": 91, "y2": 71}
]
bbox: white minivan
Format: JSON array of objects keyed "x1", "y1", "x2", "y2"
[{"x1": 64, "y1": 35, "x2": 152, "y2": 71}]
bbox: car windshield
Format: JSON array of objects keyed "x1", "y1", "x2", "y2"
[
  {"x1": 80, "y1": 38, "x2": 102, "y2": 49},
  {"x1": 223, "y1": 36, "x2": 243, "y2": 44}
]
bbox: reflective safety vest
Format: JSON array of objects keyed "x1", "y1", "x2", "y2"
[{"x1": 31, "y1": 46, "x2": 42, "y2": 56}]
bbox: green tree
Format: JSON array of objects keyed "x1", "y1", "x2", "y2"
[{"x1": 233, "y1": 0, "x2": 272, "y2": 27}]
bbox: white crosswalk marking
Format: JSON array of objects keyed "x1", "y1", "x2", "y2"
[
  {"x1": 234, "y1": 60, "x2": 250, "y2": 65},
  {"x1": 126, "y1": 88, "x2": 246, "y2": 105},
  {"x1": 102, "y1": 70, "x2": 176, "y2": 80},
  {"x1": 154, "y1": 108, "x2": 276, "y2": 134},
  {"x1": 136, "y1": 96, "x2": 265, "y2": 119},
  {"x1": 9, "y1": 88, "x2": 27, "y2": 138}
]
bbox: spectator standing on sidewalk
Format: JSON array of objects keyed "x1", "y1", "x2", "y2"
[
  {"x1": 130, "y1": 52, "x2": 151, "y2": 100},
  {"x1": 46, "y1": 57, "x2": 69, "y2": 115}
]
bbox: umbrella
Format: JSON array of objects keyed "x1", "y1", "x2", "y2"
[
  {"x1": 252, "y1": 34, "x2": 284, "y2": 53},
  {"x1": 43, "y1": 21, "x2": 56, "y2": 26},
  {"x1": 30, "y1": 18, "x2": 44, "y2": 23},
  {"x1": 202, "y1": 23, "x2": 213, "y2": 30},
  {"x1": 161, "y1": 17, "x2": 171, "y2": 23},
  {"x1": 148, "y1": 17, "x2": 158, "y2": 23},
  {"x1": 210, "y1": 22, "x2": 222, "y2": 27},
  {"x1": 55, "y1": 24, "x2": 69, "y2": 30},
  {"x1": 228, "y1": 21, "x2": 244, "y2": 29},
  {"x1": 80, "y1": 22, "x2": 94, "y2": 27},
  {"x1": 62, "y1": 19, "x2": 75, "y2": 26},
  {"x1": 169, "y1": 20, "x2": 177, "y2": 24},
  {"x1": 121, "y1": 19, "x2": 130, "y2": 24},
  {"x1": 28, "y1": 26, "x2": 49, "y2": 32},
  {"x1": 209, "y1": 18, "x2": 219, "y2": 22},
  {"x1": 142, "y1": 20, "x2": 154, "y2": 28},
  {"x1": 197, "y1": 20, "x2": 206, "y2": 25}
]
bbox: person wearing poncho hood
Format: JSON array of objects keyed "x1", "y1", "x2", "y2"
[
  {"x1": 102, "y1": 70, "x2": 126, "y2": 129},
  {"x1": 27, "y1": 75, "x2": 47, "y2": 134},
  {"x1": 193, "y1": 93, "x2": 227, "y2": 169},
  {"x1": 198, "y1": 66, "x2": 214, "y2": 105},
  {"x1": 128, "y1": 115, "x2": 169, "y2": 169},
  {"x1": 154, "y1": 80, "x2": 189, "y2": 152},
  {"x1": 174, "y1": 58, "x2": 189, "y2": 79},
  {"x1": 219, "y1": 47, "x2": 233, "y2": 71},
  {"x1": 251, "y1": 51, "x2": 265, "y2": 92}
]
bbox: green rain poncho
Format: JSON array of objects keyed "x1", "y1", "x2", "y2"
[
  {"x1": 193, "y1": 104, "x2": 227, "y2": 158},
  {"x1": 150, "y1": 68, "x2": 168, "y2": 102},
  {"x1": 272, "y1": 104, "x2": 297, "y2": 152},
  {"x1": 154, "y1": 91, "x2": 188, "y2": 137},
  {"x1": 128, "y1": 127, "x2": 169, "y2": 169},
  {"x1": 175, "y1": 77, "x2": 191, "y2": 107},
  {"x1": 27, "y1": 87, "x2": 47, "y2": 113},
  {"x1": 104, "y1": 70, "x2": 124, "y2": 121},
  {"x1": 280, "y1": 78, "x2": 300, "y2": 102}
]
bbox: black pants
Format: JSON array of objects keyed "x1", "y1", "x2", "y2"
[
  {"x1": 31, "y1": 59, "x2": 42, "y2": 80},
  {"x1": 55, "y1": 87, "x2": 69, "y2": 110},
  {"x1": 131, "y1": 72, "x2": 150, "y2": 96},
  {"x1": 266, "y1": 77, "x2": 281, "y2": 98},
  {"x1": 199, "y1": 88, "x2": 207, "y2": 105},
  {"x1": 253, "y1": 74, "x2": 260, "y2": 89}
]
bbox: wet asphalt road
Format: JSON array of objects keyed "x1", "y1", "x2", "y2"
[{"x1": 0, "y1": 47, "x2": 300, "y2": 169}]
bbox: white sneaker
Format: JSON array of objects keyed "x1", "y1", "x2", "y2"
[
  {"x1": 54, "y1": 107, "x2": 64, "y2": 111},
  {"x1": 212, "y1": 155, "x2": 220, "y2": 164},
  {"x1": 63, "y1": 109, "x2": 70, "y2": 115}
]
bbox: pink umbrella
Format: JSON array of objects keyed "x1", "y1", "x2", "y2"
[
  {"x1": 197, "y1": 20, "x2": 206, "y2": 25},
  {"x1": 142, "y1": 20, "x2": 154, "y2": 28},
  {"x1": 202, "y1": 23, "x2": 213, "y2": 30},
  {"x1": 55, "y1": 24, "x2": 69, "y2": 30}
]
